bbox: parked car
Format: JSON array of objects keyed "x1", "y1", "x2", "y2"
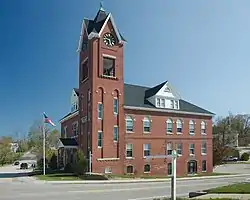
[
  {"x1": 223, "y1": 156, "x2": 239, "y2": 162},
  {"x1": 13, "y1": 161, "x2": 19, "y2": 166},
  {"x1": 20, "y1": 163, "x2": 28, "y2": 169}
]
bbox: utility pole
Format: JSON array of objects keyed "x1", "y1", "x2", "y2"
[{"x1": 171, "y1": 150, "x2": 177, "y2": 200}]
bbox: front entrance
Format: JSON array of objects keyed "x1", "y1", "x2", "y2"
[{"x1": 187, "y1": 160, "x2": 197, "y2": 174}]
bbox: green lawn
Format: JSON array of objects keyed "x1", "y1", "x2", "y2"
[
  {"x1": 208, "y1": 183, "x2": 250, "y2": 194},
  {"x1": 35, "y1": 172, "x2": 233, "y2": 181}
]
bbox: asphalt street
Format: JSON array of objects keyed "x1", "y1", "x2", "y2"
[{"x1": 0, "y1": 175, "x2": 249, "y2": 200}]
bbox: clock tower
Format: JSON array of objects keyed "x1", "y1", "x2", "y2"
[{"x1": 77, "y1": 4, "x2": 126, "y2": 174}]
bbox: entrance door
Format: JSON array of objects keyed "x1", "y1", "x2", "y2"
[{"x1": 187, "y1": 160, "x2": 197, "y2": 174}]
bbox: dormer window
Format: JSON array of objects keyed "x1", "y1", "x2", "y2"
[
  {"x1": 174, "y1": 100, "x2": 178, "y2": 109},
  {"x1": 156, "y1": 98, "x2": 160, "y2": 107},
  {"x1": 170, "y1": 100, "x2": 174, "y2": 109},
  {"x1": 164, "y1": 87, "x2": 170, "y2": 92},
  {"x1": 71, "y1": 102, "x2": 78, "y2": 112},
  {"x1": 160, "y1": 99, "x2": 165, "y2": 107}
]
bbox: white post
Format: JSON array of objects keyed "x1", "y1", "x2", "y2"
[
  {"x1": 43, "y1": 122, "x2": 46, "y2": 175},
  {"x1": 89, "y1": 150, "x2": 92, "y2": 175},
  {"x1": 236, "y1": 134, "x2": 239, "y2": 147},
  {"x1": 171, "y1": 150, "x2": 177, "y2": 200}
]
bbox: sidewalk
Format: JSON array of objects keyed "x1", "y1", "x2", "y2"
[{"x1": 41, "y1": 174, "x2": 250, "y2": 184}]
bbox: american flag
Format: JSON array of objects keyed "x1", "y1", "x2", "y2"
[{"x1": 43, "y1": 112, "x2": 56, "y2": 127}]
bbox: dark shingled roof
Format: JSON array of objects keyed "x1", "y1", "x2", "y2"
[
  {"x1": 59, "y1": 138, "x2": 78, "y2": 146},
  {"x1": 81, "y1": 8, "x2": 126, "y2": 51},
  {"x1": 124, "y1": 83, "x2": 214, "y2": 115},
  {"x1": 73, "y1": 88, "x2": 79, "y2": 96},
  {"x1": 60, "y1": 83, "x2": 214, "y2": 121}
]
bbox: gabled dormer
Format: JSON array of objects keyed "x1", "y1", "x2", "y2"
[
  {"x1": 70, "y1": 88, "x2": 79, "y2": 113},
  {"x1": 145, "y1": 81, "x2": 181, "y2": 110}
]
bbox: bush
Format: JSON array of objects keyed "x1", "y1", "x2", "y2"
[
  {"x1": 49, "y1": 153, "x2": 57, "y2": 170},
  {"x1": 64, "y1": 163, "x2": 74, "y2": 173},
  {"x1": 241, "y1": 152, "x2": 249, "y2": 161},
  {"x1": 74, "y1": 150, "x2": 87, "y2": 175},
  {"x1": 37, "y1": 158, "x2": 48, "y2": 170}
]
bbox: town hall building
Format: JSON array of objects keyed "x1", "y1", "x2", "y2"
[{"x1": 58, "y1": 5, "x2": 214, "y2": 176}]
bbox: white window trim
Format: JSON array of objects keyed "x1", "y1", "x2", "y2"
[
  {"x1": 202, "y1": 160, "x2": 207, "y2": 172},
  {"x1": 143, "y1": 117, "x2": 151, "y2": 133},
  {"x1": 166, "y1": 119, "x2": 173, "y2": 134},
  {"x1": 102, "y1": 54, "x2": 116, "y2": 59},
  {"x1": 125, "y1": 116, "x2": 134, "y2": 133},
  {"x1": 201, "y1": 142, "x2": 207, "y2": 155},
  {"x1": 189, "y1": 144, "x2": 195, "y2": 156},
  {"x1": 126, "y1": 144, "x2": 134, "y2": 159},
  {"x1": 126, "y1": 165, "x2": 134, "y2": 174},
  {"x1": 176, "y1": 143, "x2": 183, "y2": 156},
  {"x1": 189, "y1": 120, "x2": 195, "y2": 135},
  {"x1": 63, "y1": 126, "x2": 67, "y2": 138},
  {"x1": 143, "y1": 144, "x2": 151, "y2": 158},
  {"x1": 201, "y1": 121, "x2": 207, "y2": 135},
  {"x1": 72, "y1": 121, "x2": 78, "y2": 136},
  {"x1": 176, "y1": 119, "x2": 183, "y2": 134}
]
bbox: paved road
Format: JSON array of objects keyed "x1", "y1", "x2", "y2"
[
  {"x1": 0, "y1": 175, "x2": 249, "y2": 200},
  {"x1": 214, "y1": 163, "x2": 250, "y2": 174}
]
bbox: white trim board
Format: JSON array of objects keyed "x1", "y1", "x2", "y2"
[
  {"x1": 59, "y1": 111, "x2": 79, "y2": 123},
  {"x1": 124, "y1": 106, "x2": 214, "y2": 117}
]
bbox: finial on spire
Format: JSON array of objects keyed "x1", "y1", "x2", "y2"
[{"x1": 100, "y1": 1, "x2": 105, "y2": 11}]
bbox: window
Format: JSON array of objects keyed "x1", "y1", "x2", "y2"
[
  {"x1": 98, "y1": 103, "x2": 103, "y2": 119},
  {"x1": 170, "y1": 100, "x2": 174, "y2": 109},
  {"x1": 103, "y1": 57, "x2": 115, "y2": 77},
  {"x1": 174, "y1": 100, "x2": 178, "y2": 109},
  {"x1": 164, "y1": 87, "x2": 170, "y2": 92},
  {"x1": 63, "y1": 126, "x2": 67, "y2": 138},
  {"x1": 126, "y1": 165, "x2": 133, "y2": 174},
  {"x1": 201, "y1": 121, "x2": 206, "y2": 134},
  {"x1": 187, "y1": 160, "x2": 197, "y2": 174},
  {"x1": 167, "y1": 142, "x2": 172, "y2": 155},
  {"x1": 189, "y1": 143, "x2": 195, "y2": 155},
  {"x1": 166, "y1": 119, "x2": 173, "y2": 133},
  {"x1": 176, "y1": 143, "x2": 182, "y2": 155},
  {"x1": 87, "y1": 103, "x2": 91, "y2": 121},
  {"x1": 202, "y1": 160, "x2": 207, "y2": 172},
  {"x1": 71, "y1": 102, "x2": 78, "y2": 112},
  {"x1": 126, "y1": 144, "x2": 133, "y2": 158},
  {"x1": 156, "y1": 98, "x2": 160, "y2": 107},
  {"x1": 201, "y1": 141, "x2": 207, "y2": 155},
  {"x1": 114, "y1": 98, "x2": 118, "y2": 115},
  {"x1": 143, "y1": 144, "x2": 151, "y2": 157},
  {"x1": 126, "y1": 116, "x2": 134, "y2": 132},
  {"x1": 144, "y1": 164, "x2": 150, "y2": 173},
  {"x1": 189, "y1": 120, "x2": 195, "y2": 134},
  {"x1": 160, "y1": 99, "x2": 165, "y2": 107},
  {"x1": 72, "y1": 122, "x2": 78, "y2": 136},
  {"x1": 105, "y1": 167, "x2": 112, "y2": 174},
  {"x1": 81, "y1": 59, "x2": 89, "y2": 81},
  {"x1": 143, "y1": 117, "x2": 151, "y2": 132},
  {"x1": 167, "y1": 163, "x2": 172, "y2": 175},
  {"x1": 97, "y1": 131, "x2": 103, "y2": 148},
  {"x1": 176, "y1": 119, "x2": 182, "y2": 133},
  {"x1": 113, "y1": 126, "x2": 118, "y2": 142}
]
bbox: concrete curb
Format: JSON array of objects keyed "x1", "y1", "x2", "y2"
[{"x1": 43, "y1": 174, "x2": 250, "y2": 184}]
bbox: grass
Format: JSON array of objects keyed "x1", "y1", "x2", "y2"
[
  {"x1": 35, "y1": 172, "x2": 233, "y2": 181},
  {"x1": 207, "y1": 183, "x2": 250, "y2": 194}
]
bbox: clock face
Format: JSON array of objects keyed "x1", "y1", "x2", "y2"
[{"x1": 103, "y1": 33, "x2": 116, "y2": 47}]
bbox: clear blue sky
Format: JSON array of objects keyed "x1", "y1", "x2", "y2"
[{"x1": 1, "y1": 0, "x2": 250, "y2": 137}]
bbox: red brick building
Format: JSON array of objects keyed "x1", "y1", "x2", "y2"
[{"x1": 58, "y1": 5, "x2": 214, "y2": 176}]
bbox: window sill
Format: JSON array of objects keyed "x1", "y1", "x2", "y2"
[
  {"x1": 189, "y1": 154, "x2": 195, "y2": 156},
  {"x1": 189, "y1": 133, "x2": 195, "y2": 135},
  {"x1": 177, "y1": 132, "x2": 182, "y2": 135},
  {"x1": 167, "y1": 132, "x2": 173, "y2": 135},
  {"x1": 201, "y1": 153, "x2": 207, "y2": 156},
  {"x1": 98, "y1": 118, "x2": 103, "y2": 120},
  {"x1": 126, "y1": 157, "x2": 134, "y2": 160},
  {"x1": 143, "y1": 171, "x2": 150, "y2": 174},
  {"x1": 202, "y1": 170, "x2": 207, "y2": 173},
  {"x1": 201, "y1": 133, "x2": 207, "y2": 135},
  {"x1": 98, "y1": 146, "x2": 103, "y2": 149},
  {"x1": 100, "y1": 75, "x2": 118, "y2": 80},
  {"x1": 143, "y1": 132, "x2": 151, "y2": 134},
  {"x1": 126, "y1": 131, "x2": 134, "y2": 134}
]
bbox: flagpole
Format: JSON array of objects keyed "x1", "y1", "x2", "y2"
[{"x1": 43, "y1": 114, "x2": 46, "y2": 175}]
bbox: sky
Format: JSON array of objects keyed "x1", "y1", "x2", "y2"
[{"x1": 0, "y1": 0, "x2": 250, "y2": 138}]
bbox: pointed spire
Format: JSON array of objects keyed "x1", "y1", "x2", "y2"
[{"x1": 100, "y1": 1, "x2": 105, "y2": 11}]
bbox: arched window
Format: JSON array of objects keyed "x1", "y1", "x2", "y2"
[
  {"x1": 166, "y1": 119, "x2": 173, "y2": 133},
  {"x1": 144, "y1": 164, "x2": 151, "y2": 173},
  {"x1": 126, "y1": 165, "x2": 134, "y2": 174},
  {"x1": 187, "y1": 160, "x2": 197, "y2": 174},
  {"x1": 201, "y1": 121, "x2": 206, "y2": 134},
  {"x1": 143, "y1": 117, "x2": 151, "y2": 132},
  {"x1": 189, "y1": 120, "x2": 195, "y2": 135},
  {"x1": 176, "y1": 119, "x2": 182, "y2": 133},
  {"x1": 126, "y1": 116, "x2": 134, "y2": 132}
]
